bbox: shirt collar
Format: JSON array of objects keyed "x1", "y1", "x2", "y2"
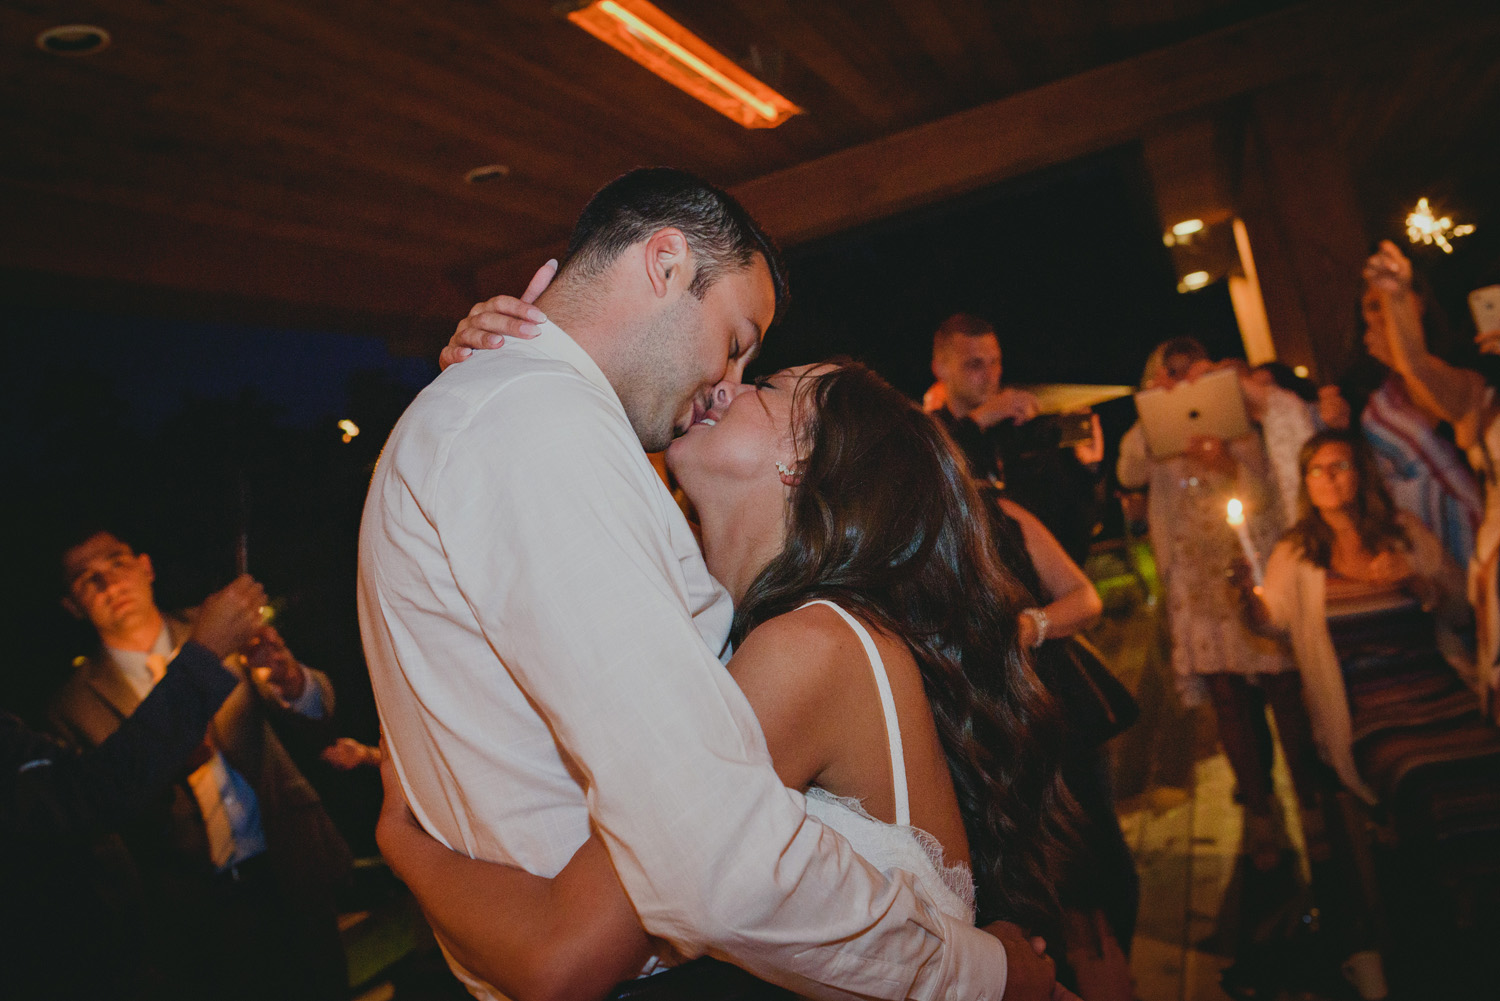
[
  {"x1": 105, "y1": 625, "x2": 175, "y2": 693},
  {"x1": 524, "y1": 320, "x2": 622, "y2": 410}
]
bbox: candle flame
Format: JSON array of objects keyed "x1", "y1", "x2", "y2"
[{"x1": 1227, "y1": 497, "x2": 1245, "y2": 526}]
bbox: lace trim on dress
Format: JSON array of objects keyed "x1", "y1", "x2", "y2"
[{"x1": 804, "y1": 786, "x2": 977, "y2": 916}]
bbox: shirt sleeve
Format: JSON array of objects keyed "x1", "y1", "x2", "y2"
[
  {"x1": 1116, "y1": 423, "x2": 1150, "y2": 489},
  {"x1": 433, "y1": 376, "x2": 1007, "y2": 1001},
  {"x1": 5, "y1": 642, "x2": 236, "y2": 843},
  {"x1": 285, "y1": 666, "x2": 330, "y2": 719},
  {"x1": 1261, "y1": 542, "x2": 1299, "y2": 631}
]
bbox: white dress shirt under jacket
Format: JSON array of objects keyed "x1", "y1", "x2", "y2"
[{"x1": 357, "y1": 321, "x2": 1005, "y2": 1001}]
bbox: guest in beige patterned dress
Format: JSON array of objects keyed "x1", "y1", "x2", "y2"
[{"x1": 1117, "y1": 337, "x2": 1321, "y2": 869}]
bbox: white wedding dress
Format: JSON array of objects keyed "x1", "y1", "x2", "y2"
[{"x1": 797, "y1": 600, "x2": 976, "y2": 923}]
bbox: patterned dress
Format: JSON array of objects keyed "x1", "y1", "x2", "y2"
[{"x1": 1324, "y1": 574, "x2": 1500, "y2": 860}]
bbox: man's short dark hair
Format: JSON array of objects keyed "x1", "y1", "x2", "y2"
[
  {"x1": 52, "y1": 519, "x2": 119, "y2": 592},
  {"x1": 563, "y1": 167, "x2": 789, "y2": 320},
  {"x1": 932, "y1": 312, "x2": 996, "y2": 357}
]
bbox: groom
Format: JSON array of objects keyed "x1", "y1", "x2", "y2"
[{"x1": 360, "y1": 168, "x2": 1052, "y2": 999}]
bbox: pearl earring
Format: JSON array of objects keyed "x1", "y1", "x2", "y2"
[{"x1": 775, "y1": 461, "x2": 795, "y2": 477}]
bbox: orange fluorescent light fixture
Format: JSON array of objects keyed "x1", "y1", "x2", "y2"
[{"x1": 567, "y1": 0, "x2": 801, "y2": 129}]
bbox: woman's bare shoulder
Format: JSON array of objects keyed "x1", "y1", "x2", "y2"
[{"x1": 732, "y1": 602, "x2": 868, "y2": 682}]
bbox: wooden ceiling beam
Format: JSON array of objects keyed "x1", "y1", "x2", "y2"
[
  {"x1": 730, "y1": 0, "x2": 1404, "y2": 247},
  {"x1": 476, "y1": 0, "x2": 1416, "y2": 299}
]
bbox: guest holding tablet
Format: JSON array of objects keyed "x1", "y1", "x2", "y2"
[{"x1": 1117, "y1": 337, "x2": 1321, "y2": 872}]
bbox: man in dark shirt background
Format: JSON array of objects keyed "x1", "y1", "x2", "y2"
[{"x1": 929, "y1": 312, "x2": 1105, "y2": 565}]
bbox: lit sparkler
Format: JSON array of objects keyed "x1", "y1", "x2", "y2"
[{"x1": 1406, "y1": 197, "x2": 1475, "y2": 254}]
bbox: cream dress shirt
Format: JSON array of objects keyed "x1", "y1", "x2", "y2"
[{"x1": 358, "y1": 322, "x2": 1004, "y2": 1000}]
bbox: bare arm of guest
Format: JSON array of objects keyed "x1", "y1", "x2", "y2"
[
  {"x1": 1367, "y1": 241, "x2": 1487, "y2": 433},
  {"x1": 1000, "y1": 499, "x2": 1102, "y2": 646}
]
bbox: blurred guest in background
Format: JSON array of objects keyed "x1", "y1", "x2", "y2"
[
  {"x1": 984, "y1": 490, "x2": 1137, "y2": 1001},
  {"x1": 1345, "y1": 241, "x2": 1482, "y2": 569},
  {"x1": 3, "y1": 575, "x2": 266, "y2": 999},
  {"x1": 1245, "y1": 431, "x2": 1500, "y2": 985},
  {"x1": 1362, "y1": 240, "x2": 1500, "y2": 715},
  {"x1": 49, "y1": 528, "x2": 351, "y2": 1001},
  {"x1": 1117, "y1": 338, "x2": 1322, "y2": 870},
  {"x1": 927, "y1": 312, "x2": 1105, "y2": 565}
]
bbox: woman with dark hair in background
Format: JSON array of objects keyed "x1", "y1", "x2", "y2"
[
  {"x1": 983, "y1": 490, "x2": 1137, "y2": 1001},
  {"x1": 375, "y1": 362, "x2": 1083, "y2": 1001},
  {"x1": 1244, "y1": 429, "x2": 1500, "y2": 997}
]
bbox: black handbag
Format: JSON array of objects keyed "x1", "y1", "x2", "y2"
[{"x1": 1032, "y1": 634, "x2": 1139, "y2": 748}]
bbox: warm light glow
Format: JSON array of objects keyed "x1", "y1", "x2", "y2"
[
  {"x1": 1406, "y1": 197, "x2": 1475, "y2": 254},
  {"x1": 567, "y1": 0, "x2": 801, "y2": 129},
  {"x1": 339, "y1": 419, "x2": 360, "y2": 444},
  {"x1": 1226, "y1": 497, "x2": 1245, "y2": 527},
  {"x1": 1172, "y1": 219, "x2": 1205, "y2": 237},
  {"x1": 1178, "y1": 270, "x2": 1211, "y2": 292},
  {"x1": 1293, "y1": 365, "x2": 1310, "y2": 379}
]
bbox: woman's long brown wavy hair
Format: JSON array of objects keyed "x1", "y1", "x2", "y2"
[
  {"x1": 1284, "y1": 429, "x2": 1409, "y2": 568},
  {"x1": 729, "y1": 362, "x2": 1079, "y2": 932}
]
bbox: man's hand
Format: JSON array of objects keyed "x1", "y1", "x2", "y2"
[
  {"x1": 1318, "y1": 385, "x2": 1352, "y2": 430},
  {"x1": 985, "y1": 921, "x2": 1079, "y2": 1001},
  {"x1": 322, "y1": 736, "x2": 383, "y2": 771},
  {"x1": 439, "y1": 260, "x2": 558, "y2": 371},
  {"x1": 189, "y1": 575, "x2": 268, "y2": 661},
  {"x1": 971, "y1": 388, "x2": 1041, "y2": 429},
  {"x1": 243, "y1": 624, "x2": 306, "y2": 701},
  {"x1": 1072, "y1": 412, "x2": 1104, "y2": 465},
  {"x1": 1183, "y1": 434, "x2": 1236, "y2": 476}
]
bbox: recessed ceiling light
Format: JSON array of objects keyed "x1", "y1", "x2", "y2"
[
  {"x1": 36, "y1": 24, "x2": 111, "y2": 56},
  {"x1": 1172, "y1": 219, "x2": 1205, "y2": 237},
  {"x1": 464, "y1": 164, "x2": 511, "y2": 184},
  {"x1": 1177, "y1": 270, "x2": 1211, "y2": 293}
]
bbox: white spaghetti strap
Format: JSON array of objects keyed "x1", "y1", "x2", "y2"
[{"x1": 796, "y1": 599, "x2": 910, "y2": 827}]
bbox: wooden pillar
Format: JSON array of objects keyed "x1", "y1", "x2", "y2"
[{"x1": 1236, "y1": 76, "x2": 1370, "y2": 382}]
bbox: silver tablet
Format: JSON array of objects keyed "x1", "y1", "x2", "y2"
[{"x1": 1132, "y1": 366, "x2": 1252, "y2": 460}]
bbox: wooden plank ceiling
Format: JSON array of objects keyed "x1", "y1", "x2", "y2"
[{"x1": 1, "y1": 0, "x2": 1492, "y2": 345}]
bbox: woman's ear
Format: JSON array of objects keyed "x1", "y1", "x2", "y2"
[{"x1": 775, "y1": 460, "x2": 802, "y2": 486}]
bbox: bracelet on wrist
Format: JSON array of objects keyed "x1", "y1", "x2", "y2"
[{"x1": 1020, "y1": 607, "x2": 1049, "y2": 648}]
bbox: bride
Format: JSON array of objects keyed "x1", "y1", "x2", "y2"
[{"x1": 377, "y1": 357, "x2": 1080, "y2": 1000}]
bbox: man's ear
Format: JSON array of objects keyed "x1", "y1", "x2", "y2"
[
  {"x1": 643, "y1": 227, "x2": 689, "y2": 299},
  {"x1": 61, "y1": 595, "x2": 83, "y2": 621},
  {"x1": 138, "y1": 552, "x2": 155, "y2": 585}
]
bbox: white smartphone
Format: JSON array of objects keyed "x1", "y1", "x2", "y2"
[{"x1": 1471, "y1": 285, "x2": 1500, "y2": 335}]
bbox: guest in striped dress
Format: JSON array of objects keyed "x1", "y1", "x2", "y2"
[
  {"x1": 1358, "y1": 306, "x2": 1481, "y2": 569},
  {"x1": 1254, "y1": 430, "x2": 1500, "y2": 881}
]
